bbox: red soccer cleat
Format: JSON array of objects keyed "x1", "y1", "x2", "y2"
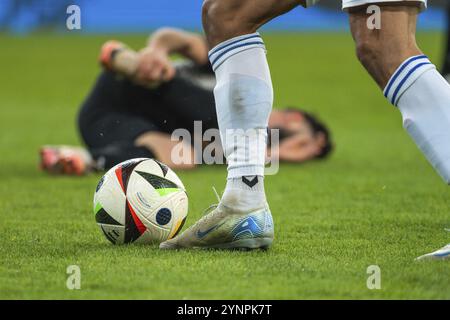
[{"x1": 39, "y1": 145, "x2": 93, "y2": 176}]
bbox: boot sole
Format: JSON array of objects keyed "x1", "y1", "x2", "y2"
[
  {"x1": 159, "y1": 237, "x2": 273, "y2": 251},
  {"x1": 206, "y1": 237, "x2": 273, "y2": 250}
]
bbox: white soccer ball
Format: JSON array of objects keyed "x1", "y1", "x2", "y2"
[{"x1": 93, "y1": 158, "x2": 188, "y2": 244}]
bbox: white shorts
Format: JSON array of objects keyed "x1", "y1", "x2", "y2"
[{"x1": 303, "y1": 0, "x2": 427, "y2": 11}]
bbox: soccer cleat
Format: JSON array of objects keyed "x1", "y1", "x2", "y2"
[
  {"x1": 416, "y1": 243, "x2": 450, "y2": 261},
  {"x1": 160, "y1": 204, "x2": 274, "y2": 250},
  {"x1": 99, "y1": 40, "x2": 126, "y2": 70},
  {"x1": 39, "y1": 145, "x2": 93, "y2": 176}
]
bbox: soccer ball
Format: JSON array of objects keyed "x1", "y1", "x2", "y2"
[{"x1": 93, "y1": 158, "x2": 188, "y2": 244}]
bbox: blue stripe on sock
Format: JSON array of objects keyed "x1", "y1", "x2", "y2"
[
  {"x1": 208, "y1": 34, "x2": 261, "y2": 59},
  {"x1": 392, "y1": 62, "x2": 432, "y2": 106},
  {"x1": 384, "y1": 55, "x2": 428, "y2": 99},
  {"x1": 210, "y1": 41, "x2": 265, "y2": 69}
]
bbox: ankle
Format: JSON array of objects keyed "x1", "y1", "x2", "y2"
[{"x1": 220, "y1": 176, "x2": 267, "y2": 212}]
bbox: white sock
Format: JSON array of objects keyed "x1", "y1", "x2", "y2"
[
  {"x1": 209, "y1": 33, "x2": 272, "y2": 210},
  {"x1": 384, "y1": 55, "x2": 450, "y2": 184},
  {"x1": 221, "y1": 176, "x2": 266, "y2": 212}
]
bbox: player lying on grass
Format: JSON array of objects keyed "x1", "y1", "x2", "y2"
[
  {"x1": 160, "y1": 0, "x2": 450, "y2": 252},
  {"x1": 40, "y1": 28, "x2": 332, "y2": 175}
]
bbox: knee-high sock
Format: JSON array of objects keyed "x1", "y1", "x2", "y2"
[
  {"x1": 209, "y1": 33, "x2": 272, "y2": 209},
  {"x1": 384, "y1": 55, "x2": 450, "y2": 184}
]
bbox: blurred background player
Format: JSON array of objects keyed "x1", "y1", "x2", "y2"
[
  {"x1": 39, "y1": 28, "x2": 333, "y2": 175},
  {"x1": 161, "y1": 0, "x2": 450, "y2": 251}
]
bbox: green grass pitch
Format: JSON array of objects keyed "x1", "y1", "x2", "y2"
[{"x1": 0, "y1": 32, "x2": 449, "y2": 299}]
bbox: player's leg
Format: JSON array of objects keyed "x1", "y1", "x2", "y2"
[
  {"x1": 160, "y1": 0, "x2": 303, "y2": 250},
  {"x1": 349, "y1": 4, "x2": 422, "y2": 88},
  {"x1": 203, "y1": 0, "x2": 304, "y2": 47},
  {"x1": 348, "y1": 2, "x2": 450, "y2": 185},
  {"x1": 207, "y1": 0, "x2": 305, "y2": 211},
  {"x1": 442, "y1": 3, "x2": 450, "y2": 80}
]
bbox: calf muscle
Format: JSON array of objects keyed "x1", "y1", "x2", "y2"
[
  {"x1": 349, "y1": 5, "x2": 422, "y2": 88},
  {"x1": 202, "y1": 0, "x2": 300, "y2": 47}
]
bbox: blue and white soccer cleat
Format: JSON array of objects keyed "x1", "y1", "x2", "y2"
[
  {"x1": 159, "y1": 204, "x2": 274, "y2": 250},
  {"x1": 416, "y1": 243, "x2": 450, "y2": 261}
]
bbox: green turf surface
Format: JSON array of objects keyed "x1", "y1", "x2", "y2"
[{"x1": 0, "y1": 32, "x2": 449, "y2": 299}]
